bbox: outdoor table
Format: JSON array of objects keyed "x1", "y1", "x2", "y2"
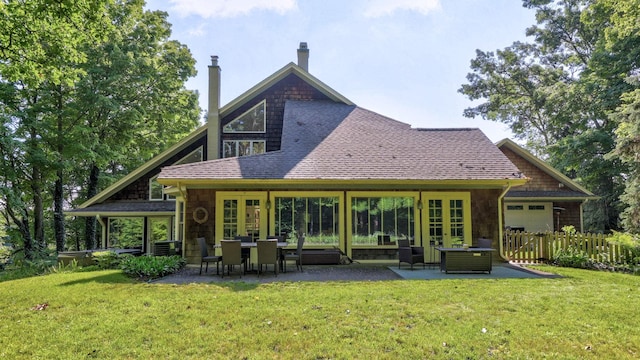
[
  {"x1": 435, "y1": 247, "x2": 496, "y2": 274},
  {"x1": 215, "y1": 241, "x2": 290, "y2": 272}
]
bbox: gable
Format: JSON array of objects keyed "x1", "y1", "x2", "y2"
[{"x1": 497, "y1": 139, "x2": 595, "y2": 199}]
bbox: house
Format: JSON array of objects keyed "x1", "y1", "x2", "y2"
[
  {"x1": 69, "y1": 43, "x2": 529, "y2": 263},
  {"x1": 497, "y1": 139, "x2": 596, "y2": 233}
]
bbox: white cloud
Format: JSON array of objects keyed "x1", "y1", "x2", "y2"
[
  {"x1": 167, "y1": 0, "x2": 297, "y2": 18},
  {"x1": 363, "y1": 0, "x2": 441, "y2": 18}
]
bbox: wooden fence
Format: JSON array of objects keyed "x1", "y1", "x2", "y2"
[{"x1": 503, "y1": 231, "x2": 634, "y2": 264}]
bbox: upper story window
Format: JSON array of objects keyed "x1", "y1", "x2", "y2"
[
  {"x1": 223, "y1": 140, "x2": 265, "y2": 158},
  {"x1": 149, "y1": 146, "x2": 203, "y2": 200},
  {"x1": 223, "y1": 100, "x2": 266, "y2": 133}
]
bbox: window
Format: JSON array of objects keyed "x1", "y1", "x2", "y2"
[
  {"x1": 507, "y1": 205, "x2": 524, "y2": 210},
  {"x1": 108, "y1": 218, "x2": 143, "y2": 248},
  {"x1": 351, "y1": 196, "x2": 415, "y2": 246},
  {"x1": 274, "y1": 196, "x2": 339, "y2": 245},
  {"x1": 529, "y1": 205, "x2": 545, "y2": 210},
  {"x1": 149, "y1": 146, "x2": 203, "y2": 200},
  {"x1": 223, "y1": 140, "x2": 265, "y2": 158},
  {"x1": 223, "y1": 100, "x2": 266, "y2": 133}
]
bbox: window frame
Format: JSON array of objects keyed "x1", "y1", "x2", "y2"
[{"x1": 223, "y1": 100, "x2": 266, "y2": 134}]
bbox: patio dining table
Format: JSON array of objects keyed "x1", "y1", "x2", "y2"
[{"x1": 215, "y1": 241, "x2": 290, "y2": 272}]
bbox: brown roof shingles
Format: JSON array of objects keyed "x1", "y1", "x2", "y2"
[{"x1": 159, "y1": 100, "x2": 521, "y2": 181}]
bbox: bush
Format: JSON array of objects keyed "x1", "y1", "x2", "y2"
[
  {"x1": 120, "y1": 255, "x2": 185, "y2": 280},
  {"x1": 93, "y1": 251, "x2": 120, "y2": 269},
  {"x1": 552, "y1": 246, "x2": 591, "y2": 268},
  {"x1": 607, "y1": 231, "x2": 640, "y2": 265}
]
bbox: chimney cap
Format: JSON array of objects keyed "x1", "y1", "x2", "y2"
[
  {"x1": 210, "y1": 55, "x2": 219, "y2": 66},
  {"x1": 299, "y1": 42, "x2": 308, "y2": 50}
]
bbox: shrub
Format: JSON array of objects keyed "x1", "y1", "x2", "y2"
[
  {"x1": 552, "y1": 245, "x2": 591, "y2": 268},
  {"x1": 93, "y1": 251, "x2": 120, "y2": 269},
  {"x1": 120, "y1": 255, "x2": 185, "y2": 280},
  {"x1": 607, "y1": 231, "x2": 640, "y2": 265}
]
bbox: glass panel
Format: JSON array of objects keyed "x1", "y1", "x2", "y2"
[
  {"x1": 148, "y1": 218, "x2": 170, "y2": 242},
  {"x1": 223, "y1": 141, "x2": 237, "y2": 158},
  {"x1": 175, "y1": 146, "x2": 203, "y2": 165},
  {"x1": 223, "y1": 101, "x2": 265, "y2": 133},
  {"x1": 108, "y1": 218, "x2": 143, "y2": 248},
  {"x1": 428, "y1": 200, "x2": 444, "y2": 245},
  {"x1": 275, "y1": 197, "x2": 339, "y2": 245},
  {"x1": 351, "y1": 196, "x2": 414, "y2": 246},
  {"x1": 244, "y1": 199, "x2": 261, "y2": 240},
  {"x1": 223, "y1": 200, "x2": 238, "y2": 239},
  {"x1": 252, "y1": 141, "x2": 265, "y2": 155},
  {"x1": 149, "y1": 176, "x2": 164, "y2": 200},
  {"x1": 449, "y1": 199, "x2": 465, "y2": 245}
]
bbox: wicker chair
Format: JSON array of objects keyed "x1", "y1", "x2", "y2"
[
  {"x1": 197, "y1": 237, "x2": 221, "y2": 275},
  {"x1": 282, "y1": 236, "x2": 304, "y2": 273},
  {"x1": 398, "y1": 238, "x2": 425, "y2": 270},
  {"x1": 220, "y1": 240, "x2": 246, "y2": 278},
  {"x1": 257, "y1": 240, "x2": 278, "y2": 276}
]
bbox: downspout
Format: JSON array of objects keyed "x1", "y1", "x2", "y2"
[{"x1": 498, "y1": 182, "x2": 513, "y2": 261}]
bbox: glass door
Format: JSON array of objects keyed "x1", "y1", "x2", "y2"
[
  {"x1": 421, "y1": 192, "x2": 472, "y2": 261},
  {"x1": 216, "y1": 193, "x2": 267, "y2": 243}
]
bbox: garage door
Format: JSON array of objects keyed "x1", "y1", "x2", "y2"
[{"x1": 504, "y1": 202, "x2": 553, "y2": 232}]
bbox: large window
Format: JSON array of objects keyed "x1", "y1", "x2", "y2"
[
  {"x1": 108, "y1": 218, "x2": 143, "y2": 248},
  {"x1": 274, "y1": 196, "x2": 339, "y2": 245},
  {"x1": 351, "y1": 196, "x2": 415, "y2": 246},
  {"x1": 223, "y1": 140, "x2": 265, "y2": 158},
  {"x1": 223, "y1": 100, "x2": 266, "y2": 133}
]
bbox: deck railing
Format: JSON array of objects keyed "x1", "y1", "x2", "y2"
[{"x1": 503, "y1": 231, "x2": 634, "y2": 264}]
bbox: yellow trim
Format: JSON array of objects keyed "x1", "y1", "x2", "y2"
[
  {"x1": 214, "y1": 191, "x2": 268, "y2": 249},
  {"x1": 346, "y1": 191, "x2": 419, "y2": 258},
  {"x1": 158, "y1": 177, "x2": 528, "y2": 189},
  {"x1": 67, "y1": 211, "x2": 174, "y2": 217},
  {"x1": 79, "y1": 126, "x2": 207, "y2": 208},
  {"x1": 269, "y1": 191, "x2": 345, "y2": 251},
  {"x1": 498, "y1": 183, "x2": 512, "y2": 261},
  {"x1": 497, "y1": 138, "x2": 594, "y2": 196},
  {"x1": 420, "y1": 191, "x2": 472, "y2": 250}
]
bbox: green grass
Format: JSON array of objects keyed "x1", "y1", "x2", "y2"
[{"x1": 0, "y1": 267, "x2": 638, "y2": 359}]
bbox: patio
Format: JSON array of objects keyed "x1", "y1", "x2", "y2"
[{"x1": 153, "y1": 261, "x2": 557, "y2": 284}]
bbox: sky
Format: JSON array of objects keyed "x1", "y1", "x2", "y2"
[{"x1": 144, "y1": 0, "x2": 537, "y2": 142}]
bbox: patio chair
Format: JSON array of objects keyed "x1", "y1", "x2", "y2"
[
  {"x1": 197, "y1": 237, "x2": 222, "y2": 275},
  {"x1": 257, "y1": 240, "x2": 278, "y2": 276},
  {"x1": 398, "y1": 238, "x2": 425, "y2": 270},
  {"x1": 476, "y1": 238, "x2": 493, "y2": 249},
  {"x1": 220, "y1": 240, "x2": 246, "y2": 278},
  {"x1": 282, "y1": 236, "x2": 304, "y2": 273},
  {"x1": 234, "y1": 235, "x2": 253, "y2": 271}
]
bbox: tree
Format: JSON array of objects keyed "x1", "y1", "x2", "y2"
[
  {"x1": 594, "y1": 0, "x2": 640, "y2": 231},
  {"x1": 0, "y1": 0, "x2": 200, "y2": 258},
  {"x1": 1, "y1": 0, "x2": 112, "y2": 258},
  {"x1": 459, "y1": 0, "x2": 631, "y2": 232}
]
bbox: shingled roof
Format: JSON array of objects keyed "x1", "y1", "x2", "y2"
[{"x1": 159, "y1": 100, "x2": 522, "y2": 182}]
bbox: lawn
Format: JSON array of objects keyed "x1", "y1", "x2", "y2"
[{"x1": 0, "y1": 266, "x2": 638, "y2": 359}]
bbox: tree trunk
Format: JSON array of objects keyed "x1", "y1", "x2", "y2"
[
  {"x1": 54, "y1": 174, "x2": 65, "y2": 252},
  {"x1": 84, "y1": 164, "x2": 100, "y2": 249}
]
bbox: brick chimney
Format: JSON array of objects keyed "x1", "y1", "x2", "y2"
[
  {"x1": 297, "y1": 42, "x2": 309, "y2": 72},
  {"x1": 207, "y1": 55, "x2": 221, "y2": 160}
]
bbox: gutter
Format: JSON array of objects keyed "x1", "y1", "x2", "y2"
[{"x1": 497, "y1": 182, "x2": 513, "y2": 262}]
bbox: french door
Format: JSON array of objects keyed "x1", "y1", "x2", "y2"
[
  {"x1": 421, "y1": 192, "x2": 472, "y2": 260},
  {"x1": 215, "y1": 192, "x2": 268, "y2": 243}
]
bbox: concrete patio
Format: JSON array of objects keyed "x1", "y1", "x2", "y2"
[{"x1": 153, "y1": 261, "x2": 558, "y2": 284}]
